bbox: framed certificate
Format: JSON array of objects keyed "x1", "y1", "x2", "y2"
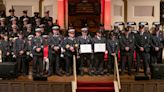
[
  {"x1": 80, "y1": 44, "x2": 92, "y2": 53},
  {"x1": 94, "y1": 43, "x2": 106, "y2": 52}
]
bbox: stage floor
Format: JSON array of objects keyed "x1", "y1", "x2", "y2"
[
  {"x1": 15, "y1": 69, "x2": 144, "y2": 82},
  {"x1": 15, "y1": 74, "x2": 135, "y2": 82}
]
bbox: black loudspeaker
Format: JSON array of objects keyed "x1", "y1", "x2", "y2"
[
  {"x1": 151, "y1": 64, "x2": 164, "y2": 79},
  {"x1": 0, "y1": 62, "x2": 18, "y2": 79},
  {"x1": 33, "y1": 76, "x2": 47, "y2": 81},
  {"x1": 135, "y1": 75, "x2": 149, "y2": 80}
]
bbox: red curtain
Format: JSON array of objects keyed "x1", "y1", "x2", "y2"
[
  {"x1": 58, "y1": 0, "x2": 65, "y2": 28},
  {"x1": 104, "y1": 0, "x2": 111, "y2": 30}
]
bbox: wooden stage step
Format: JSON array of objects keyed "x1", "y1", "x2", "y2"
[
  {"x1": 77, "y1": 81, "x2": 114, "y2": 87},
  {"x1": 77, "y1": 87, "x2": 115, "y2": 92},
  {"x1": 77, "y1": 81, "x2": 115, "y2": 92}
]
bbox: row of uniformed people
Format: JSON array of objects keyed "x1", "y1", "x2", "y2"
[
  {"x1": 11, "y1": 25, "x2": 106, "y2": 76},
  {"x1": 5, "y1": 9, "x2": 53, "y2": 25},
  {"x1": 0, "y1": 22, "x2": 163, "y2": 76},
  {"x1": 29, "y1": 22, "x2": 163, "y2": 77},
  {"x1": 0, "y1": 18, "x2": 55, "y2": 39},
  {"x1": 0, "y1": 29, "x2": 56, "y2": 76},
  {"x1": 0, "y1": 33, "x2": 33, "y2": 75},
  {"x1": 0, "y1": 9, "x2": 54, "y2": 36},
  {"x1": 113, "y1": 22, "x2": 164, "y2": 76},
  {"x1": 69, "y1": 22, "x2": 163, "y2": 76}
]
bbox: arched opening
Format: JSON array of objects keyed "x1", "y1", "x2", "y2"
[
  {"x1": 58, "y1": 0, "x2": 111, "y2": 30},
  {"x1": 68, "y1": 0, "x2": 101, "y2": 32}
]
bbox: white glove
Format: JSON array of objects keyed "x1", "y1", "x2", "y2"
[
  {"x1": 54, "y1": 46, "x2": 59, "y2": 51},
  {"x1": 61, "y1": 48, "x2": 65, "y2": 53},
  {"x1": 30, "y1": 54, "x2": 33, "y2": 57},
  {"x1": 60, "y1": 54, "x2": 64, "y2": 58},
  {"x1": 44, "y1": 57, "x2": 49, "y2": 63},
  {"x1": 13, "y1": 55, "x2": 16, "y2": 58},
  {"x1": 26, "y1": 52, "x2": 30, "y2": 55}
]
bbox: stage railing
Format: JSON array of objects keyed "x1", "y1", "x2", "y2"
[
  {"x1": 114, "y1": 55, "x2": 121, "y2": 92},
  {"x1": 72, "y1": 55, "x2": 77, "y2": 92}
]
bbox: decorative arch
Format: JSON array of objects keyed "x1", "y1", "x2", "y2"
[{"x1": 57, "y1": 0, "x2": 111, "y2": 30}]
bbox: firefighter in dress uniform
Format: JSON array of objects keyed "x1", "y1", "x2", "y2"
[
  {"x1": 92, "y1": 30, "x2": 106, "y2": 75},
  {"x1": 119, "y1": 25, "x2": 135, "y2": 75},
  {"x1": 78, "y1": 27, "x2": 93, "y2": 76},
  {"x1": 106, "y1": 31, "x2": 119, "y2": 75},
  {"x1": 151, "y1": 22, "x2": 164, "y2": 64},
  {"x1": 49, "y1": 25, "x2": 63, "y2": 76},
  {"x1": 25, "y1": 35, "x2": 34, "y2": 75},
  {"x1": 32, "y1": 28, "x2": 44, "y2": 77},
  {"x1": 13, "y1": 33, "x2": 26, "y2": 75},
  {"x1": 62, "y1": 29, "x2": 78, "y2": 76},
  {"x1": 135, "y1": 23, "x2": 151, "y2": 76}
]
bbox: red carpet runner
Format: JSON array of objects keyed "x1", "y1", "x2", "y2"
[{"x1": 76, "y1": 81, "x2": 115, "y2": 92}]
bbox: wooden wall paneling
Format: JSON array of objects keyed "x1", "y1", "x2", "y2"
[
  {"x1": 0, "y1": 81, "x2": 72, "y2": 92},
  {"x1": 121, "y1": 83, "x2": 131, "y2": 92},
  {"x1": 24, "y1": 83, "x2": 35, "y2": 92},
  {"x1": 133, "y1": 84, "x2": 144, "y2": 92},
  {"x1": 145, "y1": 83, "x2": 157, "y2": 92},
  {"x1": 0, "y1": 83, "x2": 9, "y2": 92},
  {"x1": 11, "y1": 83, "x2": 23, "y2": 92},
  {"x1": 159, "y1": 83, "x2": 164, "y2": 92},
  {"x1": 48, "y1": 84, "x2": 51, "y2": 92},
  {"x1": 37, "y1": 84, "x2": 49, "y2": 92},
  {"x1": 65, "y1": 84, "x2": 72, "y2": 92},
  {"x1": 51, "y1": 84, "x2": 65, "y2": 92}
]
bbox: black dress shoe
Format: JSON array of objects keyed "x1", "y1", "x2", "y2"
[
  {"x1": 128, "y1": 72, "x2": 132, "y2": 76},
  {"x1": 56, "y1": 72, "x2": 62, "y2": 76},
  {"x1": 94, "y1": 72, "x2": 99, "y2": 75},
  {"x1": 120, "y1": 72, "x2": 124, "y2": 75},
  {"x1": 48, "y1": 73, "x2": 52, "y2": 76},
  {"x1": 100, "y1": 72, "x2": 104, "y2": 75},
  {"x1": 88, "y1": 72, "x2": 93, "y2": 76},
  {"x1": 80, "y1": 72, "x2": 84, "y2": 76},
  {"x1": 106, "y1": 73, "x2": 110, "y2": 76},
  {"x1": 66, "y1": 73, "x2": 71, "y2": 76},
  {"x1": 145, "y1": 73, "x2": 149, "y2": 77}
]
